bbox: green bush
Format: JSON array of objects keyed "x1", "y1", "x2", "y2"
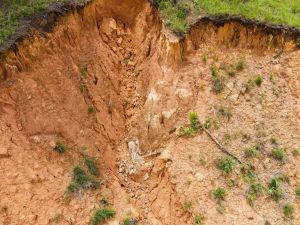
[
  {"x1": 90, "y1": 208, "x2": 116, "y2": 225},
  {"x1": 255, "y1": 76, "x2": 263, "y2": 85},
  {"x1": 85, "y1": 158, "x2": 100, "y2": 176},
  {"x1": 217, "y1": 156, "x2": 235, "y2": 174},
  {"x1": 55, "y1": 141, "x2": 67, "y2": 154},
  {"x1": 266, "y1": 177, "x2": 282, "y2": 202}
]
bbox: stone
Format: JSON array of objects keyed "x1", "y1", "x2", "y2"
[
  {"x1": 0, "y1": 148, "x2": 8, "y2": 157},
  {"x1": 49, "y1": 140, "x2": 56, "y2": 149},
  {"x1": 246, "y1": 212, "x2": 254, "y2": 219}
]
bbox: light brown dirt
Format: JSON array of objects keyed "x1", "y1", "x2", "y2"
[{"x1": 1, "y1": 0, "x2": 300, "y2": 225}]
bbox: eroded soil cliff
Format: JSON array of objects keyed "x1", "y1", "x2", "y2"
[{"x1": 1, "y1": 0, "x2": 300, "y2": 224}]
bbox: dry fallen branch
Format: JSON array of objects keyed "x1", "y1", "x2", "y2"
[{"x1": 202, "y1": 125, "x2": 247, "y2": 166}]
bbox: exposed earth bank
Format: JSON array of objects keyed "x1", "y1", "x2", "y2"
[{"x1": 1, "y1": 0, "x2": 300, "y2": 224}]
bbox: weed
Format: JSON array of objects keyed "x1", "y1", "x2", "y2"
[
  {"x1": 228, "y1": 180, "x2": 234, "y2": 187},
  {"x1": 215, "y1": 56, "x2": 219, "y2": 61},
  {"x1": 225, "y1": 133, "x2": 231, "y2": 144},
  {"x1": 255, "y1": 76, "x2": 263, "y2": 85},
  {"x1": 199, "y1": 158, "x2": 207, "y2": 165},
  {"x1": 265, "y1": 220, "x2": 270, "y2": 225},
  {"x1": 199, "y1": 70, "x2": 203, "y2": 75},
  {"x1": 228, "y1": 69, "x2": 237, "y2": 76},
  {"x1": 212, "y1": 76, "x2": 224, "y2": 93},
  {"x1": 182, "y1": 199, "x2": 193, "y2": 210},
  {"x1": 195, "y1": 215, "x2": 205, "y2": 225},
  {"x1": 214, "y1": 187, "x2": 225, "y2": 211},
  {"x1": 255, "y1": 141, "x2": 264, "y2": 151},
  {"x1": 247, "y1": 182, "x2": 263, "y2": 206},
  {"x1": 293, "y1": 148, "x2": 299, "y2": 155},
  {"x1": 283, "y1": 203, "x2": 294, "y2": 218},
  {"x1": 187, "y1": 177, "x2": 191, "y2": 185},
  {"x1": 270, "y1": 74, "x2": 274, "y2": 79},
  {"x1": 1, "y1": 205, "x2": 7, "y2": 212},
  {"x1": 245, "y1": 78, "x2": 255, "y2": 92},
  {"x1": 90, "y1": 208, "x2": 116, "y2": 225},
  {"x1": 203, "y1": 55, "x2": 207, "y2": 61},
  {"x1": 181, "y1": 56, "x2": 186, "y2": 61},
  {"x1": 80, "y1": 84, "x2": 86, "y2": 92},
  {"x1": 85, "y1": 158, "x2": 99, "y2": 176},
  {"x1": 55, "y1": 140, "x2": 67, "y2": 154},
  {"x1": 123, "y1": 218, "x2": 130, "y2": 225},
  {"x1": 215, "y1": 28, "x2": 219, "y2": 33},
  {"x1": 259, "y1": 99, "x2": 262, "y2": 104},
  {"x1": 200, "y1": 83, "x2": 204, "y2": 89},
  {"x1": 279, "y1": 173, "x2": 290, "y2": 185},
  {"x1": 295, "y1": 188, "x2": 300, "y2": 195},
  {"x1": 270, "y1": 136, "x2": 277, "y2": 144},
  {"x1": 271, "y1": 148, "x2": 285, "y2": 163},
  {"x1": 204, "y1": 121, "x2": 211, "y2": 128},
  {"x1": 180, "y1": 75, "x2": 184, "y2": 79},
  {"x1": 212, "y1": 68, "x2": 218, "y2": 77},
  {"x1": 100, "y1": 198, "x2": 107, "y2": 205},
  {"x1": 30, "y1": 178, "x2": 35, "y2": 184},
  {"x1": 88, "y1": 107, "x2": 94, "y2": 113},
  {"x1": 62, "y1": 99, "x2": 65, "y2": 103},
  {"x1": 217, "y1": 156, "x2": 235, "y2": 174},
  {"x1": 124, "y1": 59, "x2": 128, "y2": 66},
  {"x1": 81, "y1": 146, "x2": 87, "y2": 151},
  {"x1": 244, "y1": 148, "x2": 259, "y2": 157},
  {"x1": 126, "y1": 196, "x2": 131, "y2": 203},
  {"x1": 266, "y1": 177, "x2": 282, "y2": 202},
  {"x1": 236, "y1": 57, "x2": 245, "y2": 71},
  {"x1": 53, "y1": 214, "x2": 61, "y2": 223},
  {"x1": 188, "y1": 153, "x2": 192, "y2": 159}
]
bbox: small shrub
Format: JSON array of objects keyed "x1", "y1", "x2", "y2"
[
  {"x1": 295, "y1": 188, "x2": 300, "y2": 195},
  {"x1": 199, "y1": 70, "x2": 203, "y2": 75},
  {"x1": 204, "y1": 121, "x2": 211, "y2": 128},
  {"x1": 124, "y1": 59, "x2": 128, "y2": 66},
  {"x1": 203, "y1": 55, "x2": 207, "y2": 62},
  {"x1": 215, "y1": 56, "x2": 219, "y2": 61},
  {"x1": 85, "y1": 158, "x2": 100, "y2": 176},
  {"x1": 100, "y1": 198, "x2": 108, "y2": 204},
  {"x1": 293, "y1": 148, "x2": 299, "y2": 155},
  {"x1": 270, "y1": 74, "x2": 274, "y2": 79},
  {"x1": 235, "y1": 57, "x2": 245, "y2": 71},
  {"x1": 247, "y1": 182, "x2": 263, "y2": 206},
  {"x1": 244, "y1": 148, "x2": 259, "y2": 157},
  {"x1": 265, "y1": 220, "x2": 270, "y2": 225},
  {"x1": 80, "y1": 84, "x2": 86, "y2": 92},
  {"x1": 214, "y1": 187, "x2": 225, "y2": 211},
  {"x1": 200, "y1": 83, "x2": 204, "y2": 89},
  {"x1": 187, "y1": 177, "x2": 191, "y2": 185},
  {"x1": 212, "y1": 76, "x2": 224, "y2": 93},
  {"x1": 123, "y1": 217, "x2": 130, "y2": 225},
  {"x1": 195, "y1": 215, "x2": 205, "y2": 225},
  {"x1": 90, "y1": 208, "x2": 116, "y2": 225},
  {"x1": 55, "y1": 141, "x2": 67, "y2": 154},
  {"x1": 266, "y1": 177, "x2": 282, "y2": 201},
  {"x1": 180, "y1": 75, "x2": 184, "y2": 79},
  {"x1": 53, "y1": 214, "x2": 61, "y2": 223},
  {"x1": 88, "y1": 107, "x2": 94, "y2": 113},
  {"x1": 182, "y1": 199, "x2": 193, "y2": 210},
  {"x1": 228, "y1": 69, "x2": 237, "y2": 76},
  {"x1": 212, "y1": 68, "x2": 218, "y2": 77},
  {"x1": 188, "y1": 153, "x2": 192, "y2": 159},
  {"x1": 283, "y1": 203, "x2": 294, "y2": 218},
  {"x1": 1, "y1": 205, "x2": 7, "y2": 212},
  {"x1": 271, "y1": 148, "x2": 285, "y2": 163},
  {"x1": 255, "y1": 76, "x2": 263, "y2": 85},
  {"x1": 199, "y1": 158, "x2": 207, "y2": 165},
  {"x1": 217, "y1": 156, "x2": 235, "y2": 174},
  {"x1": 270, "y1": 136, "x2": 277, "y2": 144}
]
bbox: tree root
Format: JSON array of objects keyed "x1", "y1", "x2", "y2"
[
  {"x1": 230, "y1": 22, "x2": 243, "y2": 42},
  {"x1": 202, "y1": 126, "x2": 247, "y2": 166}
]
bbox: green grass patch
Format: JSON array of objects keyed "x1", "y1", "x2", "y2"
[
  {"x1": 217, "y1": 156, "x2": 235, "y2": 174},
  {"x1": 85, "y1": 158, "x2": 100, "y2": 176},
  {"x1": 55, "y1": 140, "x2": 67, "y2": 154},
  {"x1": 266, "y1": 177, "x2": 282, "y2": 202},
  {"x1": 90, "y1": 208, "x2": 116, "y2": 225}
]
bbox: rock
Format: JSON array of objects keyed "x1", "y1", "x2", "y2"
[
  {"x1": 246, "y1": 212, "x2": 254, "y2": 219},
  {"x1": 49, "y1": 140, "x2": 56, "y2": 149},
  {"x1": 0, "y1": 148, "x2": 8, "y2": 157},
  {"x1": 195, "y1": 173, "x2": 205, "y2": 182}
]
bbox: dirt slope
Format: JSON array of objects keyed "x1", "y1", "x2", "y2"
[{"x1": 1, "y1": 0, "x2": 300, "y2": 224}]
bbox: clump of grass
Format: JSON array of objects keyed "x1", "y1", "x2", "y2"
[
  {"x1": 55, "y1": 140, "x2": 67, "y2": 154},
  {"x1": 266, "y1": 177, "x2": 282, "y2": 202},
  {"x1": 80, "y1": 84, "x2": 86, "y2": 92},
  {"x1": 271, "y1": 148, "x2": 285, "y2": 163},
  {"x1": 295, "y1": 188, "x2": 300, "y2": 195},
  {"x1": 255, "y1": 76, "x2": 263, "y2": 85},
  {"x1": 212, "y1": 68, "x2": 218, "y2": 77},
  {"x1": 214, "y1": 187, "x2": 225, "y2": 211},
  {"x1": 66, "y1": 165, "x2": 99, "y2": 193},
  {"x1": 182, "y1": 199, "x2": 193, "y2": 210},
  {"x1": 85, "y1": 158, "x2": 100, "y2": 176},
  {"x1": 218, "y1": 105, "x2": 232, "y2": 119},
  {"x1": 123, "y1": 218, "x2": 130, "y2": 225},
  {"x1": 80, "y1": 66, "x2": 87, "y2": 75},
  {"x1": 215, "y1": 56, "x2": 219, "y2": 61},
  {"x1": 212, "y1": 76, "x2": 224, "y2": 93},
  {"x1": 270, "y1": 136, "x2": 277, "y2": 144},
  {"x1": 200, "y1": 83, "x2": 204, "y2": 89},
  {"x1": 100, "y1": 198, "x2": 107, "y2": 205},
  {"x1": 180, "y1": 75, "x2": 184, "y2": 79},
  {"x1": 1, "y1": 205, "x2": 7, "y2": 212},
  {"x1": 90, "y1": 208, "x2": 116, "y2": 225},
  {"x1": 88, "y1": 107, "x2": 94, "y2": 113},
  {"x1": 279, "y1": 173, "x2": 290, "y2": 185},
  {"x1": 244, "y1": 148, "x2": 259, "y2": 158},
  {"x1": 245, "y1": 78, "x2": 255, "y2": 92},
  {"x1": 293, "y1": 148, "x2": 299, "y2": 155},
  {"x1": 270, "y1": 74, "x2": 274, "y2": 79},
  {"x1": 124, "y1": 59, "x2": 128, "y2": 66},
  {"x1": 235, "y1": 57, "x2": 245, "y2": 71},
  {"x1": 178, "y1": 112, "x2": 203, "y2": 137},
  {"x1": 199, "y1": 70, "x2": 203, "y2": 75},
  {"x1": 247, "y1": 182, "x2": 263, "y2": 206},
  {"x1": 228, "y1": 69, "x2": 237, "y2": 76},
  {"x1": 195, "y1": 215, "x2": 205, "y2": 225},
  {"x1": 217, "y1": 156, "x2": 235, "y2": 174},
  {"x1": 53, "y1": 214, "x2": 61, "y2": 223},
  {"x1": 203, "y1": 55, "x2": 207, "y2": 61},
  {"x1": 283, "y1": 203, "x2": 294, "y2": 219}
]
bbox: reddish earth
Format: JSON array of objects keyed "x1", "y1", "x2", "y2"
[{"x1": 1, "y1": 0, "x2": 300, "y2": 224}]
